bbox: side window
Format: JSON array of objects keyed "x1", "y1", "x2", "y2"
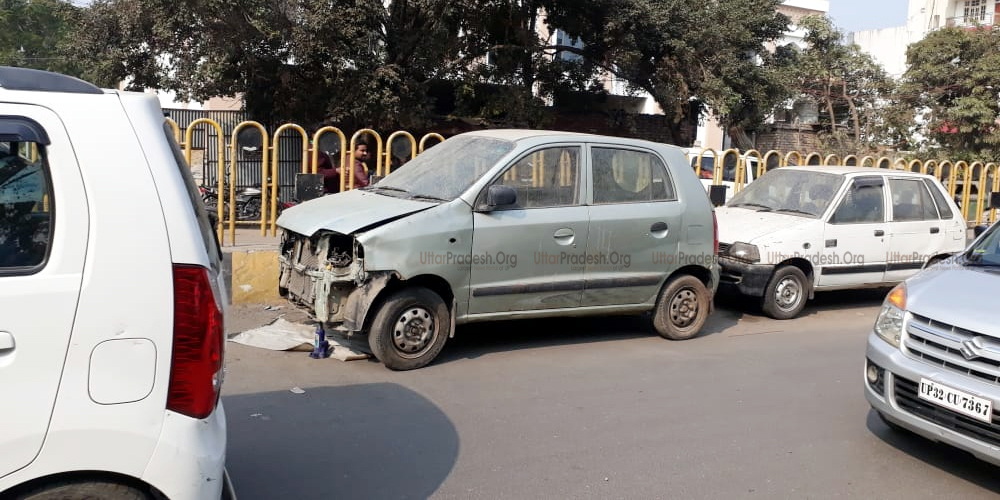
[
  {"x1": 490, "y1": 146, "x2": 581, "y2": 209},
  {"x1": 593, "y1": 148, "x2": 676, "y2": 204},
  {"x1": 830, "y1": 178, "x2": 885, "y2": 224},
  {"x1": 923, "y1": 178, "x2": 954, "y2": 219},
  {"x1": 0, "y1": 141, "x2": 53, "y2": 273},
  {"x1": 889, "y1": 178, "x2": 938, "y2": 221}
]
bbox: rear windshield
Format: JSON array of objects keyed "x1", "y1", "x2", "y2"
[{"x1": 162, "y1": 121, "x2": 223, "y2": 272}]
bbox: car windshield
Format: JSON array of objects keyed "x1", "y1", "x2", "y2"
[
  {"x1": 964, "y1": 224, "x2": 1000, "y2": 267},
  {"x1": 727, "y1": 169, "x2": 843, "y2": 217},
  {"x1": 368, "y1": 135, "x2": 516, "y2": 201}
]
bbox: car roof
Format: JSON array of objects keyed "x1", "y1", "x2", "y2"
[
  {"x1": 778, "y1": 165, "x2": 931, "y2": 178},
  {"x1": 462, "y1": 128, "x2": 674, "y2": 149}
]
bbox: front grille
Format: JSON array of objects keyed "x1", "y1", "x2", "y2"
[
  {"x1": 894, "y1": 376, "x2": 1000, "y2": 447},
  {"x1": 904, "y1": 313, "x2": 1000, "y2": 384}
]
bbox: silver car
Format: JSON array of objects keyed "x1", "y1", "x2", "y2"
[
  {"x1": 276, "y1": 130, "x2": 720, "y2": 370},
  {"x1": 865, "y1": 222, "x2": 1000, "y2": 465}
]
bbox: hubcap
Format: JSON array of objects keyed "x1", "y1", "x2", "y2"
[
  {"x1": 775, "y1": 277, "x2": 801, "y2": 311},
  {"x1": 669, "y1": 288, "x2": 700, "y2": 328},
  {"x1": 393, "y1": 307, "x2": 436, "y2": 358}
]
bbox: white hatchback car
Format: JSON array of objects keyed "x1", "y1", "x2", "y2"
[
  {"x1": 716, "y1": 166, "x2": 968, "y2": 319},
  {"x1": 0, "y1": 67, "x2": 232, "y2": 499}
]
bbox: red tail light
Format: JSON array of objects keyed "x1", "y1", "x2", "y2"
[
  {"x1": 168, "y1": 264, "x2": 224, "y2": 419},
  {"x1": 712, "y1": 210, "x2": 719, "y2": 255}
]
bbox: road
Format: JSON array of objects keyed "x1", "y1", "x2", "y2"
[{"x1": 222, "y1": 289, "x2": 1000, "y2": 499}]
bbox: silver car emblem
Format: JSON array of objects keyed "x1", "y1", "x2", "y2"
[{"x1": 960, "y1": 337, "x2": 984, "y2": 361}]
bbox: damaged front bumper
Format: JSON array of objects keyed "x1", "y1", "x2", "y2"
[{"x1": 278, "y1": 230, "x2": 393, "y2": 331}]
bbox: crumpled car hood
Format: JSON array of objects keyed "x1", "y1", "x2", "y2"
[{"x1": 276, "y1": 188, "x2": 439, "y2": 236}]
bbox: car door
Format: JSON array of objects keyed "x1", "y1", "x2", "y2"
[
  {"x1": 582, "y1": 145, "x2": 682, "y2": 306},
  {"x1": 817, "y1": 176, "x2": 889, "y2": 287},
  {"x1": 883, "y1": 177, "x2": 947, "y2": 281},
  {"x1": 0, "y1": 108, "x2": 88, "y2": 477},
  {"x1": 469, "y1": 144, "x2": 588, "y2": 314}
]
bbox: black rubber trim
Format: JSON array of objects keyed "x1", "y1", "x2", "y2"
[
  {"x1": 0, "y1": 115, "x2": 50, "y2": 145},
  {"x1": 0, "y1": 66, "x2": 103, "y2": 95}
]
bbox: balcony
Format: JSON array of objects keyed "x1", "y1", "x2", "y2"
[{"x1": 946, "y1": 14, "x2": 999, "y2": 28}]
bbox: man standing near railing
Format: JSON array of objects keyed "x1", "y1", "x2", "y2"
[{"x1": 318, "y1": 142, "x2": 371, "y2": 193}]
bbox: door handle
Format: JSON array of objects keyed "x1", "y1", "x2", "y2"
[
  {"x1": 874, "y1": 230, "x2": 885, "y2": 237},
  {"x1": 553, "y1": 228, "x2": 574, "y2": 238},
  {"x1": 650, "y1": 222, "x2": 668, "y2": 232},
  {"x1": 930, "y1": 227, "x2": 940, "y2": 234},
  {"x1": 0, "y1": 332, "x2": 14, "y2": 351}
]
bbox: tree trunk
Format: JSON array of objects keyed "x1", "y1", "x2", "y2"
[
  {"x1": 824, "y1": 77, "x2": 836, "y2": 132},
  {"x1": 842, "y1": 79, "x2": 861, "y2": 142},
  {"x1": 727, "y1": 125, "x2": 755, "y2": 151}
]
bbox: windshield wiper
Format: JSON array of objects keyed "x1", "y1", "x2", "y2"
[
  {"x1": 730, "y1": 203, "x2": 772, "y2": 212},
  {"x1": 774, "y1": 208, "x2": 815, "y2": 217},
  {"x1": 369, "y1": 185, "x2": 408, "y2": 193},
  {"x1": 409, "y1": 194, "x2": 449, "y2": 202}
]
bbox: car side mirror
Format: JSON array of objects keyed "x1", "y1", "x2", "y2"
[
  {"x1": 974, "y1": 224, "x2": 989, "y2": 237},
  {"x1": 483, "y1": 185, "x2": 517, "y2": 211},
  {"x1": 708, "y1": 185, "x2": 727, "y2": 207}
]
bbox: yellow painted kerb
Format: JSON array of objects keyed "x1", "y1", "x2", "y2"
[{"x1": 230, "y1": 250, "x2": 282, "y2": 304}]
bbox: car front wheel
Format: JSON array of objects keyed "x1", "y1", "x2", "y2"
[
  {"x1": 761, "y1": 265, "x2": 808, "y2": 320},
  {"x1": 368, "y1": 287, "x2": 451, "y2": 370}
]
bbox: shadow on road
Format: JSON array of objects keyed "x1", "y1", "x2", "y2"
[
  {"x1": 865, "y1": 409, "x2": 1000, "y2": 493},
  {"x1": 435, "y1": 305, "x2": 741, "y2": 364},
  {"x1": 224, "y1": 384, "x2": 459, "y2": 500},
  {"x1": 714, "y1": 286, "x2": 892, "y2": 319}
]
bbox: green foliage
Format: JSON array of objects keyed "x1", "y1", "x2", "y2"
[
  {"x1": 893, "y1": 26, "x2": 1000, "y2": 161},
  {"x1": 779, "y1": 16, "x2": 897, "y2": 155},
  {"x1": 0, "y1": 0, "x2": 83, "y2": 76}
]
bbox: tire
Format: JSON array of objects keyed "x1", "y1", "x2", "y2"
[
  {"x1": 761, "y1": 265, "x2": 809, "y2": 320},
  {"x1": 651, "y1": 275, "x2": 711, "y2": 340},
  {"x1": 17, "y1": 480, "x2": 149, "y2": 500},
  {"x1": 367, "y1": 287, "x2": 451, "y2": 370}
]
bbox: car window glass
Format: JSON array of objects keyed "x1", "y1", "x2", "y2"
[
  {"x1": 923, "y1": 178, "x2": 954, "y2": 219},
  {"x1": 0, "y1": 141, "x2": 53, "y2": 273},
  {"x1": 489, "y1": 146, "x2": 581, "y2": 209},
  {"x1": 890, "y1": 178, "x2": 938, "y2": 221},
  {"x1": 593, "y1": 148, "x2": 676, "y2": 204},
  {"x1": 830, "y1": 179, "x2": 885, "y2": 224}
]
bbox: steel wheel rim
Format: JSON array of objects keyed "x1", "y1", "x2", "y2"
[
  {"x1": 774, "y1": 276, "x2": 802, "y2": 311},
  {"x1": 393, "y1": 306, "x2": 436, "y2": 359},
  {"x1": 668, "y1": 288, "x2": 700, "y2": 329}
]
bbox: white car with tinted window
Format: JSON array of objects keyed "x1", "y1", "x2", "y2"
[
  {"x1": 0, "y1": 67, "x2": 233, "y2": 499},
  {"x1": 716, "y1": 166, "x2": 967, "y2": 319}
]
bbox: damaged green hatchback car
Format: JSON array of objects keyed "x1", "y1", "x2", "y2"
[{"x1": 276, "y1": 130, "x2": 720, "y2": 370}]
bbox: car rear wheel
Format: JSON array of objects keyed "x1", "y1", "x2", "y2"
[
  {"x1": 17, "y1": 480, "x2": 149, "y2": 500},
  {"x1": 761, "y1": 265, "x2": 808, "y2": 320},
  {"x1": 651, "y1": 275, "x2": 710, "y2": 340},
  {"x1": 368, "y1": 287, "x2": 451, "y2": 371}
]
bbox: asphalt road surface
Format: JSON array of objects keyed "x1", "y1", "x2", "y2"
[{"x1": 222, "y1": 289, "x2": 1000, "y2": 499}]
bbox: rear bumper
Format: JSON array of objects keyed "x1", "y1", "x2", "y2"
[
  {"x1": 718, "y1": 256, "x2": 773, "y2": 297},
  {"x1": 142, "y1": 403, "x2": 229, "y2": 500}
]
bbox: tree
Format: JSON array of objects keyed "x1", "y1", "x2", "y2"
[
  {"x1": 893, "y1": 26, "x2": 1000, "y2": 161},
  {"x1": 779, "y1": 16, "x2": 897, "y2": 154},
  {"x1": 0, "y1": 0, "x2": 84, "y2": 76},
  {"x1": 544, "y1": 0, "x2": 793, "y2": 147}
]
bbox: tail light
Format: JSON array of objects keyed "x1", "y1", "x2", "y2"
[
  {"x1": 712, "y1": 210, "x2": 719, "y2": 255},
  {"x1": 168, "y1": 264, "x2": 224, "y2": 419}
]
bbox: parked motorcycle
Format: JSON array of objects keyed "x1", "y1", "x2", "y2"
[{"x1": 200, "y1": 182, "x2": 265, "y2": 221}]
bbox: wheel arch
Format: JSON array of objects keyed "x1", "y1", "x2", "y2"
[{"x1": 2, "y1": 471, "x2": 162, "y2": 500}]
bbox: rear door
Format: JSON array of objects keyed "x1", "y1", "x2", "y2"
[
  {"x1": 884, "y1": 177, "x2": 946, "y2": 281},
  {"x1": 0, "y1": 107, "x2": 88, "y2": 477},
  {"x1": 583, "y1": 145, "x2": 683, "y2": 306}
]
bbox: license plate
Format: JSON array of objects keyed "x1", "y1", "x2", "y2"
[{"x1": 918, "y1": 378, "x2": 993, "y2": 423}]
